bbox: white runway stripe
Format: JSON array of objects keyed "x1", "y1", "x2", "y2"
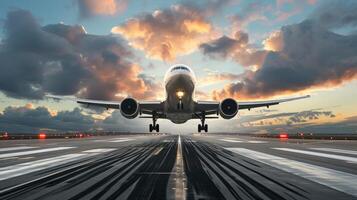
[
  {"x1": 226, "y1": 148, "x2": 357, "y2": 197},
  {"x1": 82, "y1": 148, "x2": 117, "y2": 153},
  {"x1": 220, "y1": 139, "x2": 243, "y2": 143},
  {"x1": 0, "y1": 146, "x2": 37, "y2": 152},
  {"x1": 0, "y1": 148, "x2": 116, "y2": 181},
  {"x1": 92, "y1": 138, "x2": 135, "y2": 143},
  {"x1": 108, "y1": 139, "x2": 134, "y2": 143},
  {"x1": 0, "y1": 147, "x2": 75, "y2": 159},
  {"x1": 310, "y1": 148, "x2": 357, "y2": 156},
  {"x1": 273, "y1": 148, "x2": 357, "y2": 164},
  {"x1": 247, "y1": 141, "x2": 267, "y2": 143},
  {"x1": 220, "y1": 139, "x2": 267, "y2": 143}
]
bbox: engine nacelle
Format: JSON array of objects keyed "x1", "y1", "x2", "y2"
[
  {"x1": 120, "y1": 97, "x2": 139, "y2": 119},
  {"x1": 219, "y1": 98, "x2": 238, "y2": 119}
]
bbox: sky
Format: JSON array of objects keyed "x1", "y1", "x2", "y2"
[{"x1": 0, "y1": 0, "x2": 357, "y2": 134}]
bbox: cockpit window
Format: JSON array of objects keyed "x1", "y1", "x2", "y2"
[{"x1": 171, "y1": 66, "x2": 190, "y2": 72}]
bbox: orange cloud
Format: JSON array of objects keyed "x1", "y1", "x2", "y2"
[
  {"x1": 263, "y1": 30, "x2": 284, "y2": 51},
  {"x1": 78, "y1": 0, "x2": 127, "y2": 17},
  {"x1": 210, "y1": 18, "x2": 357, "y2": 101},
  {"x1": 111, "y1": 5, "x2": 215, "y2": 61}
]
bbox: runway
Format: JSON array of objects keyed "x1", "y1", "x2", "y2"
[{"x1": 0, "y1": 134, "x2": 357, "y2": 200}]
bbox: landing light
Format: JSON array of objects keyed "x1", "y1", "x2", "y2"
[{"x1": 176, "y1": 91, "x2": 184, "y2": 99}]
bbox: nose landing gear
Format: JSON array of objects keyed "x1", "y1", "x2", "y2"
[
  {"x1": 149, "y1": 114, "x2": 159, "y2": 132},
  {"x1": 198, "y1": 113, "x2": 208, "y2": 132},
  {"x1": 198, "y1": 124, "x2": 208, "y2": 132}
]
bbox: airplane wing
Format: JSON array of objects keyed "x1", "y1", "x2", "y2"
[
  {"x1": 46, "y1": 95, "x2": 164, "y2": 116},
  {"x1": 194, "y1": 95, "x2": 310, "y2": 115},
  {"x1": 238, "y1": 95, "x2": 310, "y2": 110},
  {"x1": 139, "y1": 101, "x2": 165, "y2": 117},
  {"x1": 194, "y1": 100, "x2": 220, "y2": 115},
  {"x1": 46, "y1": 95, "x2": 120, "y2": 109}
]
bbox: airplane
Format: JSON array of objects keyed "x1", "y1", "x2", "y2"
[{"x1": 47, "y1": 64, "x2": 310, "y2": 132}]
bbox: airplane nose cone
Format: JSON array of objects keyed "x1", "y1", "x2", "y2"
[{"x1": 166, "y1": 73, "x2": 194, "y2": 94}]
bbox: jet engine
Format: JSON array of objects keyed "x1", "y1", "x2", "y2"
[
  {"x1": 120, "y1": 97, "x2": 139, "y2": 119},
  {"x1": 219, "y1": 98, "x2": 238, "y2": 119}
]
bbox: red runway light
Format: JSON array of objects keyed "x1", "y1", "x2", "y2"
[
  {"x1": 38, "y1": 133, "x2": 46, "y2": 139},
  {"x1": 279, "y1": 133, "x2": 288, "y2": 139}
]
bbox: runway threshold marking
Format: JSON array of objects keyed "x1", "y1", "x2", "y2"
[
  {"x1": 310, "y1": 148, "x2": 357, "y2": 156},
  {"x1": 0, "y1": 148, "x2": 117, "y2": 181},
  {"x1": 273, "y1": 148, "x2": 357, "y2": 163},
  {"x1": 0, "y1": 146, "x2": 37, "y2": 152},
  {"x1": 0, "y1": 147, "x2": 75, "y2": 159},
  {"x1": 226, "y1": 148, "x2": 357, "y2": 197}
]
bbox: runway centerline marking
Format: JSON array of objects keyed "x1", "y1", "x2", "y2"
[
  {"x1": 0, "y1": 148, "x2": 117, "y2": 181},
  {"x1": 310, "y1": 148, "x2": 357, "y2": 156},
  {"x1": 226, "y1": 147, "x2": 357, "y2": 197},
  {"x1": 0, "y1": 147, "x2": 75, "y2": 159},
  {"x1": 273, "y1": 148, "x2": 357, "y2": 163},
  {"x1": 0, "y1": 146, "x2": 37, "y2": 152}
]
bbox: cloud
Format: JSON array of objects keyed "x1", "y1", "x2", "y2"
[
  {"x1": 0, "y1": 103, "x2": 149, "y2": 133},
  {"x1": 286, "y1": 110, "x2": 335, "y2": 124},
  {"x1": 229, "y1": 2, "x2": 269, "y2": 29},
  {"x1": 310, "y1": 0, "x2": 357, "y2": 29},
  {"x1": 181, "y1": 0, "x2": 233, "y2": 16},
  {"x1": 275, "y1": 0, "x2": 317, "y2": 21},
  {"x1": 0, "y1": 9, "x2": 159, "y2": 100},
  {"x1": 77, "y1": 0, "x2": 127, "y2": 18},
  {"x1": 262, "y1": 30, "x2": 284, "y2": 51},
  {"x1": 111, "y1": 5, "x2": 215, "y2": 61},
  {"x1": 199, "y1": 31, "x2": 268, "y2": 68},
  {"x1": 0, "y1": 104, "x2": 94, "y2": 133},
  {"x1": 238, "y1": 109, "x2": 335, "y2": 126},
  {"x1": 242, "y1": 112, "x2": 357, "y2": 134},
  {"x1": 209, "y1": 1, "x2": 357, "y2": 100},
  {"x1": 212, "y1": 20, "x2": 357, "y2": 100},
  {"x1": 198, "y1": 71, "x2": 241, "y2": 86}
]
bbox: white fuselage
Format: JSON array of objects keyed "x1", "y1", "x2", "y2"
[{"x1": 164, "y1": 64, "x2": 196, "y2": 123}]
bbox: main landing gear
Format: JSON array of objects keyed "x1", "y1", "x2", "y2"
[
  {"x1": 149, "y1": 116, "x2": 159, "y2": 132},
  {"x1": 198, "y1": 114, "x2": 208, "y2": 132}
]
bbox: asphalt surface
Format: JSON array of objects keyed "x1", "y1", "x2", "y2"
[{"x1": 0, "y1": 134, "x2": 357, "y2": 200}]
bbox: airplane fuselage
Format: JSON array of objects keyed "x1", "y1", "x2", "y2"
[{"x1": 164, "y1": 64, "x2": 196, "y2": 124}]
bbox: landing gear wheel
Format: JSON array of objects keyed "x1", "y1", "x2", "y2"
[
  {"x1": 155, "y1": 124, "x2": 160, "y2": 132},
  {"x1": 149, "y1": 113, "x2": 159, "y2": 133},
  {"x1": 198, "y1": 112, "x2": 208, "y2": 133}
]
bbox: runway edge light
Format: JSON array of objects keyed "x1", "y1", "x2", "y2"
[
  {"x1": 279, "y1": 133, "x2": 288, "y2": 139},
  {"x1": 38, "y1": 132, "x2": 46, "y2": 139}
]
